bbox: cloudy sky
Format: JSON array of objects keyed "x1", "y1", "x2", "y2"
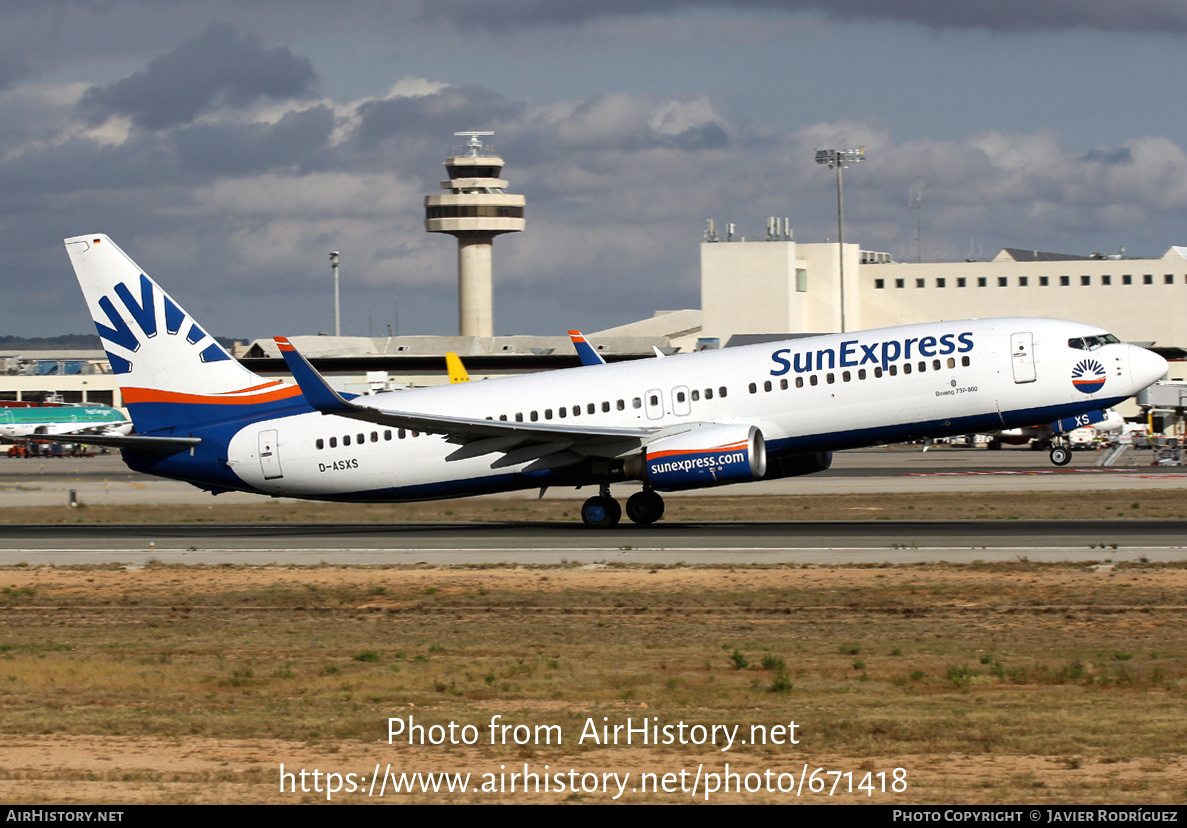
[{"x1": 3, "y1": 1, "x2": 1187, "y2": 340}]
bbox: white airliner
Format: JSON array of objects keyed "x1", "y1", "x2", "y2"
[{"x1": 57, "y1": 234, "x2": 1167, "y2": 528}]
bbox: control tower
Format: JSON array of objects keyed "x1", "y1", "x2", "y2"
[{"x1": 424, "y1": 132, "x2": 526, "y2": 337}]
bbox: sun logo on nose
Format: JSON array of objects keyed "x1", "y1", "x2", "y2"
[{"x1": 1071, "y1": 359, "x2": 1107, "y2": 394}]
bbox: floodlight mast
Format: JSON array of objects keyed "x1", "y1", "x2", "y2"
[
  {"x1": 815, "y1": 147, "x2": 865, "y2": 333},
  {"x1": 329, "y1": 250, "x2": 340, "y2": 337}
]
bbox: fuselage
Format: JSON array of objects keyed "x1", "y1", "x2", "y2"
[
  {"x1": 124, "y1": 317, "x2": 1166, "y2": 501},
  {"x1": 0, "y1": 404, "x2": 128, "y2": 438}
]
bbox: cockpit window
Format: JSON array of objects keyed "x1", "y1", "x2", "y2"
[{"x1": 1068, "y1": 334, "x2": 1120, "y2": 351}]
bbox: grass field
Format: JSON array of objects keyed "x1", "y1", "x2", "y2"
[{"x1": 1, "y1": 560, "x2": 1185, "y2": 804}]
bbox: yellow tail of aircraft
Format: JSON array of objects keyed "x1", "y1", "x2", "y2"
[{"x1": 445, "y1": 352, "x2": 470, "y2": 383}]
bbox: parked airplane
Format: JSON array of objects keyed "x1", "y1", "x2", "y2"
[
  {"x1": 55, "y1": 234, "x2": 1167, "y2": 528},
  {"x1": 0, "y1": 402, "x2": 129, "y2": 440}
]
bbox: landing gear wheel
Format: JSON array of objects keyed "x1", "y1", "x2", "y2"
[
  {"x1": 1049, "y1": 446, "x2": 1072, "y2": 466},
  {"x1": 626, "y1": 490, "x2": 666, "y2": 525},
  {"x1": 581, "y1": 495, "x2": 622, "y2": 529}
]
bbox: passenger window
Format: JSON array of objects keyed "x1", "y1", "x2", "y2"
[
  {"x1": 918, "y1": 362, "x2": 925, "y2": 372},
  {"x1": 357, "y1": 433, "x2": 364, "y2": 443},
  {"x1": 384, "y1": 430, "x2": 392, "y2": 440},
  {"x1": 827, "y1": 373, "x2": 835, "y2": 384},
  {"x1": 795, "y1": 376, "x2": 804, "y2": 388},
  {"x1": 677, "y1": 391, "x2": 686, "y2": 403},
  {"x1": 705, "y1": 388, "x2": 714, "y2": 400},
  {"x1": 903, "y1": 364, "x2": 912, "y2": 375},
  {"x1": 499, "y1": 414, "x2": 507, "y2": 421},
  {"x1": 558, "y1": 407, "x2": 566, "y2": 418},
  {"x1": 515, "y1": 413, "x2": 523, "y2": 422},
  {"x1": 588, "y1": 403, "x2": 596, "y2": 414},
  {"x1": 961, "y1": 356, "x2": 970, "y2": 367},
  {"x1": 344, "y1": 435, "x2": 351, "y2": 446},
  {"x1": 617, "y1": 400, "x2": 625, "y2": 411},
  {"x1": 719, "y1": 387, "x2": 728, "y2": 398},
  {"x1": 749, "y1": 383, "x2": 757, "y2": 394},
  {"x1": 947, "y1": 358, "x2": 955, "y2": 369},
  {"x1": 316, "y1": 438, "x2": 324, "y2": 450},
  {"x1": 545, "y1": 409, "x2": 552, "y2": 419},
  {"x1": 633, "y1": 398, "x2": 642, "y2": 409},
  {"x1": 809, "y1": 375, "x2": 818, "y2": 386},
  {"x1": 842, "y1": 371, "x2": 851, "y2": 382},
  {"x1": 329, "y1": 437, "x2": 337, "y2": 448},
  {"x1": 649, "y1": 394, "x2": 658, "y2": 406},
  {"x1": 691, "y1": 390, "x2": 700, "y2": 401},
  {"x1": 573, "y1": 405, "x2": 580, "y2": 416},
  {"x1": 530, "y1": 411, "x2": 539, "y2": 421},
  {"x1": 874, "y1": 367, "x2": 883, "y2": 378},
  {"x1": 858, "y1": 369, "x2": 866, "y2": 380},
  {"x1": 889, "y1": 365, "x2": 898, "y2": 376},
  {"x1": 371, "y1": 432, "x2": 378, "y2": 442},
  {"x1": 763, "y1": 381, "x2": 772, "y2": 392},
  {"x1": 779, "y1": 379, "x2": 788, "y2": 390}
]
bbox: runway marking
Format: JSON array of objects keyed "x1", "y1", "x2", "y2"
[{"x1": 7, "y1": 546, "x2": 1186, "y2": 554}]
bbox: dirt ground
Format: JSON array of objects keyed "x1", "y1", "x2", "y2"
[{"x1": 1, "y1": 563, "x2": 1185, "y2": 804}]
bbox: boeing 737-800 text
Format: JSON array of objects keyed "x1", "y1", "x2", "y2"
[{"x1": 56, "y1": 234, "x2": 1167, "y2": 528}]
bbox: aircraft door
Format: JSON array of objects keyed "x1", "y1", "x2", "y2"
[
  {"x1": 645, "y1": 389, "x2": 664, "y2": 420},
  {"x1": 1010, "y1": 333, "x2": 1036, "y2": 384},
  {"x1": 672, "y1": 386, "x2": 691, "y2": 416},
  {"x1": 258, "y1": 429, "x2": 283, "y2": 480}
]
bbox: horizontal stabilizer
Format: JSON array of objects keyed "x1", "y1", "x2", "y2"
[{"x1": 3, "y1": 432, "x2": 201, "y2": 454}]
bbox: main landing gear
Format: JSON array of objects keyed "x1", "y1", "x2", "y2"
[{"x1": 581, "y1": 484, "x2": 665, "y2": 528}]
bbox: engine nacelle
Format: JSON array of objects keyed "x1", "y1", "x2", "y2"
[
  {"x1": 636, "y1": 424, "x2": 766, "y2": 491},
  {"x1": 763, "y1": 451, "x2": 832, "y2": 480}
]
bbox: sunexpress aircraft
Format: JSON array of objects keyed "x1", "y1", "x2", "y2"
[{"x1": 60, "y1": 234, "x2": 1167, "y2": 528}]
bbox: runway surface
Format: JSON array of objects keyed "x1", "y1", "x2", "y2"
[
  {"x1": 2, "y1": 447, "x2": 1184, "y2": 565},
  {"x1": 1, "y1": 519, "x2": 1182, "y2": 566}
]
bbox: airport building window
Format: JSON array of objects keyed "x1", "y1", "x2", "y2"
[
  {"x1": 1018, "y1": 276, "x2": 1028, "y2": 287},
  {"x1": 1081, "y1": 275, "x2": 1091, "y2": 286},
  {"x1": 977, "y1": 277, "x2": 987, "y2": 287},
  {"x1": 957, "y1": 277, "x2": 966, "y2": 288},
  {"x1": 895, "y1": 279, "x2": 904, "y2": 289},
  {"x1": 875, "y1": 279, "x2": 885, "y2": 289},
  {"x1": 915, "y1": 278, "x2": 925, "y2": 288},
  {"x1": 1166, "y1": 274, "x2": 1175, "y2": 285},
  {"x1": 1060, "y1": 276, "x2": 1070, "y2": 286},
  {"x1": 1123, "y1": 274, "x2": 1132, "y2": 285},
  {"x1": 1040, "y1": 276, "x2": 1049, "y2": 286},
  {"x1": 936, "y1": 278, "x2": 946, "y2": 288},
  {"x1": 998, "y1": 277, "x2": 1008, "y2": 287},
  {"x1": 1144, "y1": 274, "x2": 1154, "y2": 284},
  {"x1": 1102, "y1": 275, "x2": 1111, "y2": 285}
]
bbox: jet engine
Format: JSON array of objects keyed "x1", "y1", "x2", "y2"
[{"x1": 627, "y1": 424, "x2": 767, "y2": 490}]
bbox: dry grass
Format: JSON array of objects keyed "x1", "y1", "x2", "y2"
[{"x1": 1, "y1": 563, "x2": 1185, "y2": 803}]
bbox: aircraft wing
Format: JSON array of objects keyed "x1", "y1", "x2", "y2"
[
  {"x1": 276, "y1": 337, "x2": 663, "y2": 464},
  {"x1": 568, "y1": 330, "x2": 606, "y2": 366}
]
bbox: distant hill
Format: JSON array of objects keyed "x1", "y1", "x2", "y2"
[{"x1": 0, "y1": 335, "x2": 242, "y2": 351}]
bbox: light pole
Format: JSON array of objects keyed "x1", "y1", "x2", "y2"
[
  {"x1": 329, "y1": 251, "x2": 340, "y2": 337},
  {"x1": 815, "y1": 147, "x2": 865, "y2": 333}
]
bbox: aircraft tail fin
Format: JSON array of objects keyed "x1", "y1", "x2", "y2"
[{"x1": 64, "y1": 234, "x2": 303, "y2": 433}]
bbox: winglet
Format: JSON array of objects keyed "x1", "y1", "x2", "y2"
[
  {"x1": 275, "y1": 337, "x2": 355, "y2": 415},
  {"x1": 445, "y1": 352, "x2": 470, "y2": 383},
  {"x1": 568, "y1": 330, "x2": 606, "y2": 366}
]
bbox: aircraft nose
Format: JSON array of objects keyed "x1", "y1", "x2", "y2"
[{"x1": 1129, "y1": 345, "x2": 1168, "y2": 391}]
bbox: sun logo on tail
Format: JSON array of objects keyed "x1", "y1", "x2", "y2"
[
  {"x1": 1071, "y1": 359, "x2": 1106, "y2": 394},
  {"x1": 94, "y1": 274, "x2": 230, "y2": 374}
]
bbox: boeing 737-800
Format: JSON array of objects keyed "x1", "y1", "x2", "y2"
[{"x1": 56, "y1": 234, "x2": 1167, "y2": 528}]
